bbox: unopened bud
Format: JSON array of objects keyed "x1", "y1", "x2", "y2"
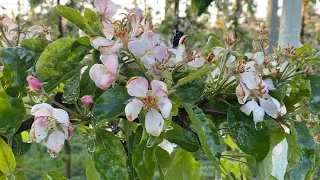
[
  {"x1": 27, "y1": 75, "x2": 42, "y2": 91},
  {"x1": 81, "y1": 95, "x2": 94, "y2": 108}
]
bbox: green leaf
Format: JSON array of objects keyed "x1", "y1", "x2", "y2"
[
  {"x1": 176, "y1": 79, "x2": 205, "y2": 103},
  {"x1": 44, "y1": 171, "x2": 68, "y2": 180},
  {"x1": 164, "y1": 149, "x2": 202, "y2": 180},
  {"x1": 191, "y1": 0, "x2": 214, "y2": 15},
  {"x1": 285, "y1": 124, "x2": 300, "y2": 174},
  {"x1": 295, "y1": 43, "x2": 313, "y2": 57},
  {"x1": 0, "y1": 138, "x2": 16, "y2": 176},
  {"x1": 181, "y1": 100, "x2": 221, "y2": 170},
  {"x1": 62, "y1": 72, "x2": 80, "y2": 103},
  {"x1": 287, "y1": 124, "x2": 319, "y2": 179},
  {"x1": 13, "y1": 171, "x2": 27, "y2": 180},
  {"x1": 256, "y1": 151, "x2": 272, "y2": 180},
  {"x1": 174, "y1": 66, "x2": 215, "y2": 88},
  {"x1": 20, "y1": 38, "x2": 50, "y2": 53},
  {"x1": 84, "y1": 8, "x2": 99, "y2": 25},
  {"x1": 92, "y1": 86, "x2": 130, "y2": 121},
  {"x1": 166, "y1": 122, "x2": 199, "y2": 152},
  {"x1": 86, "y1": 156, "x2": 101, "y2": 180},
  {"x1": 67, "y1": 36, "x2": 92, "y2": 62},
  {"x1": 12, "y1": 133, "x2": 31, "y2": 156},
  {"x1": 155, "y1": 148, "x2": 172, "y2": 179},
  {"x1": 92, "y1": 127, "x2": 128, "y2": 180},
  {"x1": 0, "y1": 47, "x2": 36, "y2": 97},
  {"x1": 204, "y1": 35, "x2": 224, "y2": 53},
  {"x1": 35, "y1": 37, "x2": 84, "y2": 91},
  {"x1": 127, "y1": 127, "x2": 142, "y2": 180},
  {"x1": 227, "y1": 110, "x2": 270, "y2": 162},
  {"x1": 0, "y1": 91, "x2": 26, "y2": 135},
  {"x1": 308, "y1": 75, "x2": 320, "y2": 114},
  {"x1": 54, "y1": 5, "x2": 98, "y2": 37}
]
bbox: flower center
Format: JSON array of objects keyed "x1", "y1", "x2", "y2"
[
  {"x1": 152, "y1": 60, "x2": 167, "y2": 76},
  {"x1": 140, "y1": 96, "x2": 157, "y2": 111},
  {"x1": 44, "y1": 116, "x2": 59, "y2": 131},
  {"x1": 235, "y1": 60, "x2": 247, "y2": 73}
]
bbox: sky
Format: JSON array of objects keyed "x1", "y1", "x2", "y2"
[{"x1": 1, "y1": 0, "x2": 320, "y2": 24}]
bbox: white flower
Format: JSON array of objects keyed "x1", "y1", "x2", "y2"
[
  {"x1": 125, "y1": 76, "x2": 172, "y2": 136},
  {"x1": 30, "y1": 103, "x2": 72, "y2": 156},
  {"x1": 167, "y1": 35, "x2": 187, "y2": 67},
  {"x1": 158, "y1": 139, "x2": 174, "y2": 154}
]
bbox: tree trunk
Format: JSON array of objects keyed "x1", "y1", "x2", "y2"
[
  {"x1": 300, "y1": 1, "x2": 307, "y2": 43},
  {"x1": 278, "y1": 0, "x2": 303, "y2": 47},
  {"x1": 267, "y1": 0, "x2": 278, "y2": 53},
  {"x1": 173, "y1": 0, "x2": 180, "y2": 30}
]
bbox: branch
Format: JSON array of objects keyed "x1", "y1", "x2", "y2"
[{"x1": 201, "y1": 108, "x2": 227, "y2": 116}]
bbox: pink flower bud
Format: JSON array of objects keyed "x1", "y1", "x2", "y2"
[
  {"x1": 129, "y1": 7, "x2": 144, "y2": 23},
  {"x1": 27, "y1": 75, "x2": 42, "y2": 91},
  {"x1": 81, "y1": 95, "x2": 94, "y2": 108}
]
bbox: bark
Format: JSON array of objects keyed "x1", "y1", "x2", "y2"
[
  {"x1": 57, "y1": 0, "x2": 64, "y2": 38},
  {"x1": 173, "y1": 0, "x2": 180, "y2": 29},
  {"x1": 64, "y1": 141, "x2": 71, "y2": 179},
  {"x1": 267, "y1": 0, "x2": 278, "y2": 53}
]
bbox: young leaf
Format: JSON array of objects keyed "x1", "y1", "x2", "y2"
[
  {"x1": 204, "y1": 35, "x2": 224, "y2": 53},
  {"x1": 92, "y1": 86, "x2": 130, "y2": 121},
  {"x1": 287, "y1": 124, "x2": 319, "y2": 179},
  {"x1": 174, "y1": 66, "x2": 215, "y2": 88},
  {"x1": 0, "y1": 138, "x2": 16, "y2": 176},
  {"x1": 20, "y1": 38, "x2": 50, "y2": 53},
  {"x1": 44, "y1": 171, "x2": 68, "y2": 180},
  {"x1": 67, "y1": 36, "x2": 93, "y2": 62},
  {"x1": 92, "y1": 127, "x2": 128, "y2": 180},
  {"x1": 164, "y1": 149, "x2": 202, "y2": 180},
  {"x1": 227, "y1": 109, "x2": 270, "y2": 162},
  {"x1": 182, "y1": 101, "x2": 221, "y2": 170},
  {"x1": 54, "y1": 5, "x2": 98, "y2": 37}
]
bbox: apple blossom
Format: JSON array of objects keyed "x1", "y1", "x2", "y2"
[
  {"x1": 167, "y1": 35, "x2": 186, "y2": 67},
  {"x1": 30, "y1": 103, "x2": 72, "y2": 156},
  {"x1": 81, "y1": 95, "x2": 94, "y2": 108},
  {"x1": 125, "y1": 76, "x2": 172, "y2": 136},
  {"x1": 26, "y1": 75, "x2": 42, "y2": 91},
  {"x1": 158, "y1": 139, "x2": 174, "y2": 154},
  {"x1": 0, "y1": 14, "x2": 18, "y2": 47},
  {"x1": 128, "y1": 7, "x2": 144, "y2": 38},
  {"x1": 94, "y1": 0, "x2": 117, "y2": 18},
  {"x1": 90, "y1": 36, "x2": 123, "y2": 55},
  {"x1": 28, "y1": 25, "x2": 52, "y2": 41}
]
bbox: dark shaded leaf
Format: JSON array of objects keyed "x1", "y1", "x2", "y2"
[
  {"x1": 176, "y1": 79, "x2": 205, "y2": 103},
  {"x1": 62, "y1": 72, "x2": 80, "y2": 103},
  {"x1": 308, "y1": 75, "x2": 320, "y2": 114},
  {"x1": 20, "y1": 38, "x2": 50, "y2": 53},
  {"x1": 155, "y1": 148, "x2": 172, "y2": 179}
]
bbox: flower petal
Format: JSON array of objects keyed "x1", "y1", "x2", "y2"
[
  {"x1": 46, "y1": 130, "x2": 65, "y2": 156},
  {"x1": 188, "y1": 56, "x2": 205, "y2": 68},
  {"x1": 141, "y1": 55, "x2": 155, "y2": 69},
  {"x1": 105, "y1": 0, "x2": 118, "y2": 17},
  {"x1": 100, "y1": 42, "x2": 123, "y2": 55},
  {"x1": 157, "y1": 98, "x2": 172, "y2": 118},
  {"x1": 151, "y1": 80, "x2": 168, "y2": 98},
  {"x1": 153, "y1": 45, "x2": 167, "y2": 60},
  {"x1": 145, "y1": 109, "x2": 164, "y2": 136},
  {"x1": 53, "y1": 108, "x2": 69, "y2": 126},
  {"x1": 212, "y1": 47, "x2": 225, "y2": 61},
  {"x1": 100, "y1": 54, "x2": 118, "y2": 74},
  {"x1": 128, "y1": 40, "x2": 148, "y2": 57},
  {"x1": 96, "y1": 73, "x2": 116, "y2": 90},
  {"x1": 141, "y1": 31, "x2": 160, "y2": 50},
  {"x1": 258, "y1": 97, "x2": 279, "y2": 119},
  {"x1": 32, "y1": 118, "x2": 48, "y2": 142},
  {"x1": 240, "y1": 72, "x2": 261, "y2": 89},
  {"x1": 103, "y1": 22, "x2": 114, "y2": 39},
  {"x1": 236, "y1": 82, "x2": 250, "y2": 104},
  {"x1": 126, "y1": 76, "x2": 149, "y2": 97},
  {"x1": 158, "y1": 139, "x2": 174, "y2": 154},
  {"x1": 90, "y1": 37, "x2": 115, "y2": 50},
  {"x1": 94, "y1": 0, "x2": 108, "y2": 14},
  {"x1": 125, "y1": 99, "x2": 143, "y2": 121},
  {"x1": 263, "y1": 78, "x2": 275, "y2": 90},
  {"x1": 240, "y1": 99, "x2": 255, "y2": 116},
  {"x1": 252, "y1": 104, "x2": 265, "y2": 124},
  {"x1": 31, "y1": 103, "x2": 53, "y2": 117},
  {"x1": 254, "y1": 52, "x2": 264, "y2": 65}
]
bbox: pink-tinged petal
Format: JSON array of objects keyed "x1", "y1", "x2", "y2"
[
  {"x1": 188, "y1": 57, "x2": 205, "y2": 68},
  {"x1": 236, "y1": 82, "x2": 251, "y2": 104},
  {"x1": 145, "y1": 109, "x2": 164, "y2": 136},
  {"x1": 31, "y1": 103, "x2": 53, "y2": 117},
  {"x1": 153, "y1": 45, "x2": 167, "y2": 60},
  {"x1": 179, "y1": 35, "x2": 187, "y2": 45},
  {"x1": 272, "y1": 142, "x2": 283, "y2": 156},
  {"x1": 100, "y1": 54, "x2": 118, "y2": 74},
  {"x1": 128, "y1": 14, "x2": 140, "y2": 38},
  {"x1": 141, "y1": 31, "x2": 160, "y2": 50},
  {"x1": 81, "y1": 95, "x2": 94, "y2": 108},
  {"x1": 129, "y1": 7, "x2": 144, "y2": 23},
  {"x1": 254, "y1": 52, "x2": 264, "y2": 65},
  {"x1": 258, "y1": 97, "x2": 279, "y2": 119},
  {"x1": 52, "y1": 108, "x2": 69, "y2": 126},
  {"x1": 157, "y1": 98, "x2": 172, "y2": 118},
  {"x1": 103, "y1": 23, "x2": 114, "y2": 39},
  {"x1": 151, "y1": 80, "x2": 168, "y2": 98},
  {"x1": 89, "y1": 64, "x2": 104, "y2": 82},
  {"x1": 240, "y1": 72, "x2": 261, "y2": 89},
  {"x1": 100, "y1": 43, "x2": 123, "y2": 55},
  {"x1": 126, "y1": 76, "x2": 149, "y2": 97},
  {"x1": 128, "y1": 40, "x2": 148, "y2": 57},
  {"x1": 94, "y1": 0, "x2": 108, "y2": 14},
  {"x1": 33, "y1": 119, "x2": 48, "y2": 142},
  {"x1": 158, "y1": 139, "x2": 174, "y2": 154},
  {"x1": 2, "y1": 15, "x2": 12, "y2": 27},
  {"x1": 141, "y1": 55, "x2": 155, "y2": 69},
  {"x1": 28, "y1": 25, "x2": 43, "y2": 38},
  {"x1": 125, "y1": 99, "x2": 143, "y2": 121},
  {"x1": 90, "y1": 37, "x2": 115, "y2": 50},
  {"x1": 61, "y1": 124, "x2": 73, "y2": 140},
  {"x1": 26, "y1": 75, "x2": 42, "y2": 91},
  {"x1": 96, "y1": 73, "x2": 117, "y2": 90},
  {"x1": 46, "y1": 130, "x2": 65, "y2": 156},
  {"x1": 105, "y1": 0, "x2": 118, "y2": 17}
]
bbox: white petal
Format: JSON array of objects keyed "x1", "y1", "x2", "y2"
[
  {"x1": 240, "y1": 72, "x2": 261, "y2": 89},
  {"x1": 125, "y1": 99, "x2": 143, "y2": 121},
  {"x1": 105, "y1": 0, "x2": 118, "y2": 17},
  {"x1": 245, "y1": 53, "x2": 254, "y2": 59},
  {"x1": 151, "y1": 80, "x2": 168, "y2": 98},
  {"x1": 272, "y1": 142, "x2": 283, "y2": 156},
  {"x1": 31, "y1": 103, "x2": 53, "y2": 117},
  {"x1": 128, "y1": 40, "x2": 148, "y2": 58},
  {"x1": 188, "y1": 57, "x2": 205, "y2": 68},
  {"x1": 33, "y1": 118, "x2": 48, "y2": 141},
  {"x1": 145, "y1": 109, "x2": 164, "y2": 136},
  {"x1": 140, "y1": 31, "x2": 160, "y2": 50},
  {"x1": 126, "y1": 76, "x2": 149, "y2": 97},
  {"x1": 263, "y1": 78, "x2": 275, "y2": 90},
  {"x1": 157, "y1": 98, "x2": 172, "y2": 118},
  {"x1": 225, "y1": 54, "x2": 236, "y2": 65},
  {"x1": 252, "y1": 104, "x2": 265, "y2": 124},
  {"x1": 212, "y1": 47, "x2": 225, "y2": 60},
  {"x1": 90, "y1": 37, "x2": 115, "y2": 50},
  {"x1": 46, "y1": 130, "x2": 65, "y2": 156},
  {"x1": 53, "y1": 108, "x2": 69, "y2": 126},
  {"x1": 141, "y1": 55, "x2": 155, "y2": 69},
  {"x1": 158, "y1": 139, "x2": 174, "y2": 154},
  {"x1": 259, "y1": 97, "x2": 279, "y2": 119},
  {"x1": 240, "y1": 99, "x2": 255, "y2": 116},
  {"x1": 99, "y1": 43, "x2": 123, "y2": 55},
  {"x1": 254, "y1": 52, "x2": 264, "y2": 65}
]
